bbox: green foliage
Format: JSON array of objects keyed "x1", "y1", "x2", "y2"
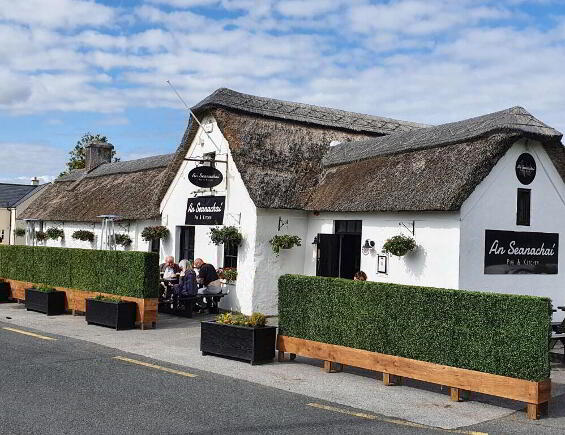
[
  {"x1": 114, "y1": 233, "x2": 132, "y2": 247},
  {"x1": 59, "y1": 133, "x2": 120, "y2": 177},
  {"x1": 269, "y1": 235, "x2": 302, "y2": 255},
  {"x1": 14, "y1": 228, "x2": 26, "y2": 237},
  {"x1": 46, "y1": 227, "x2": 64, "y2": 240},
  {"x1": 32, "y1": 284, "x2": 56, "y2": 293},
  {"x1": 141, "y1": 226, "x2": 169, "y2": 241},
  {"x1": 209, "y1": 226, "x2": 243, "y2": 246},
  {"x1": 221, "y1": 267, "x2": 237, "y2": 283},
  {"x1": 35, "y1": 231, "x2": 48, "y2": 242},
  {"x1": 94, "y1": 294, "x2": 121, "y2": 303},
  {"x1": 278, "y1": 274, "x2": 551, "y2": 382},
  {"x1": 216, "y1": 312, "x2": 267, "y2": 327},
  {"x1": 0, "y1": 245, "x2": 159, "y2": 299},
  {"x1": 382, "y1": 234, "x2": 417, "y2": 257},
  {"x1": 72, "y1": 230, "x2": 95, "y2": 243}
]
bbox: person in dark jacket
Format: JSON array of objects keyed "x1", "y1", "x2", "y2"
[
  {"x1": 193, "y1": 258, "x2": 221, "y2": 294},
  {"x1": 173, "y1": 260, "x2": 198, "y2": 297}
]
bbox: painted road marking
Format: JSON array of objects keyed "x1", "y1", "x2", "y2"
[
  {"x1": 113, "y1": 356, "x2": 197, "y2": 378},
  {"x1": 2, "y1": 327, "x2": 57, "y2": 341},
  {"x1": 307, "y1": 403, "x2": 488, "y2": 435}
]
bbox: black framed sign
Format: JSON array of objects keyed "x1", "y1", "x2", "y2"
[
  {"x1": 515, "y1": 153, "x2": 536, "y2": 185},
  {"x1": 484, "y1": 230, "x2": 558, "y2": 274},
  {"x1": 185, "y1": 196, "x2": 225, "y2": 225},
  {"x1": 188, "y1": 166, "x2": 223, "y2": 188},
  {"x1": 377, "y1": 255, "x2": 387, "y2": 274}
]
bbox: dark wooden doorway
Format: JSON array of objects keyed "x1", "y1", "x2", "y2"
[
  {"x1": 179, "y1": 226, "x2": 195, "y2": 262},
  {"x1": 316, "y1": 220, "x2": 362, "y2": 279}
]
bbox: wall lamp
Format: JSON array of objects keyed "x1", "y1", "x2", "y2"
[
  {"x1": 363, "y1": 239, "x2": 375, "y2": 249},
  {"x1": 312, "y1": 235, "x2": 320, "y2": 245}
]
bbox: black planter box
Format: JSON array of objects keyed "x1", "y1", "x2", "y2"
[
  {"x1": 200, "y1": 321, "x2": 277, "y2": 364},
  {"x1": 0, "y1": 282, "x2": 11, "y2": 303},
  {"x1": 25, "y1": 288, "x2": 66, "y2": 316},
  {"x1": 86, "y1": 299, "x2": 137, "y2": 330}
]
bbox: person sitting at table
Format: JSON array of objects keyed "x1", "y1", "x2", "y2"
[
  {"x1": 193, "y1": 258, "x2": 222, "y2": 295},
  {"x1": 160, "y1": 256, "x2": 181, "y2": 279},
  {"x1": 173, "y1": 260, "x2": 198, "y2": 298}
]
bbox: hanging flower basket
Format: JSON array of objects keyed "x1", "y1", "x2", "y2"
[
  {"x1": 72, "y1": 230, "x2": 95, "y2": 243},
  {"x1": 141, "y1": 226, "x2": 169, "y2": 241},
  {"x1": 113, "y1": 233, "x2": 132, "y2": 247},
  {"x1": 35, "y1": 231, "x2": 48, "y2": 242},
  {"x1": 46, "y1": 227, "x2": 64, "y2": 240},
  {"x1": 382, "y1": 235, "x2": 417, "y2": 257},
  {"x1": 209, "y1": 226, "x2": 243, "y2": 246},
  {"x1": 14, "y1": 228, "x2": 26, "y2": 237},
  {"x1": 269, "y1": 235, "x2": 302, "y2": 256}
]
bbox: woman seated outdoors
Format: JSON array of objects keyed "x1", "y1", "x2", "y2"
[{"x1": 172, "y1": 260, "x2": 198, "y2": 298}]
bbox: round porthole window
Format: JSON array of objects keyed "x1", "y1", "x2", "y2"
[{"x1": 515, "y1": 153, "x2": 536, "y2": 185}]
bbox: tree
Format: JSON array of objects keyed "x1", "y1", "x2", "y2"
[{"x1": 59, "y1": 133, "x2": 119, "y2": 177}]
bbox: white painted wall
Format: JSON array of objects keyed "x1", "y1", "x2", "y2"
[
  {"x1": 160, "y1": 116, "x2": 259, "y2": 314},
  {"x1": 460, "y1": 139, "x2": 565, "y2": 319},
  {"x1": 303, "y1": 212, "x2": 461, "y2": 289},
  {"x1": 0, "y1": 209, "x2": 10, "y2": 245}
]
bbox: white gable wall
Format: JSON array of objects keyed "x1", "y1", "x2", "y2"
[{"x1": 460, "y1": 139, "x2": 565, "y2": 318}]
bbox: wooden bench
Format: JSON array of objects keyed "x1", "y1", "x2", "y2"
[{"x1": 550, "y1": 333, "x2": 565, "y2": 362}]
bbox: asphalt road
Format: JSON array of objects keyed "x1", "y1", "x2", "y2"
[{"x1": 0, "y1": 321, "x2": 445, "y2": 435}]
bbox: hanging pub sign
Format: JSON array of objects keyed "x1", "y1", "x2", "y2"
[
  {"x1": 515, "y1": 153, "x2": 536, "y2": 185},
  {"x1": 484, "y1": 230, "x2": 558, "y2": 274},
  {"x1": 186, "y1": 196, "x2": 225, "y2": 225},
  {"x1": 188, "y1": 165, "x2": 223, "y2": 188}
]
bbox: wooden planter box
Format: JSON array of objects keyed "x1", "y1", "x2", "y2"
[
  {"x1": 200, "y1": 321, "x2": 277, "y2": 364},
  {"x1": 86, "y1": 299, "x2": 137, "y2": 330},
  {"x1": 0, "y1": 282, "x2": 10, "y2": 302},
  {"x1": 277, "y1": 335, "x2": 551, "y2": 420},
  {"x1": 25, "y1": 288, "x2": 66, "y2": 316}
]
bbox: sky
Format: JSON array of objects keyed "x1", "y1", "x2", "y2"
[{"x1": 1, "y1": 0, "x2": 565, "y2": 184}]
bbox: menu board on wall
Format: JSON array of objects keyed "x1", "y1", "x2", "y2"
[
  {"x1": 185, "y1": 196, "x2": 225, "y2": 225},
  {"x1": 484, "y1": 230, "x2": 558, "y2": 274}
]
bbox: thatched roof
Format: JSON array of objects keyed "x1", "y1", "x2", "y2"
[{"x1": 20, "y1": 154, "x2": 174, "y2": 222}]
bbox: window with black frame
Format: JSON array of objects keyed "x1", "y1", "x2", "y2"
[
  {"x1": 223, "y1": 240, "x2": 238, "y2": 269},
  {"x1": 516, "y1": 188, "x2": 531, "y2": 226}
]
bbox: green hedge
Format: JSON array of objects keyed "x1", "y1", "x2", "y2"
[
  {"x1": 0, "y1": 245, "x2": 159, "y2": 299},
  {"x1": 279, "y1": 275, "x2": 551, "y2": 381}
]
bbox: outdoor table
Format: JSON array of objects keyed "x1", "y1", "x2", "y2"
[{"x1": 558, "y1": 306, "x2": 565, "y2": 311}]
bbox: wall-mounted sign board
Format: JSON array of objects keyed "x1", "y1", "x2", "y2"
[
  {"x1": 188, "y1": 165, "x2": 224, "y2": 188},
  {"x1": 484, "y1": 229, "x2": 558, "y2": 274},
  {"x1": 515, "y1": 153, "x2": 536, "y2": 185},
  {"x1": 185, "y1": 196, "x2": 225, "y2": 225}
]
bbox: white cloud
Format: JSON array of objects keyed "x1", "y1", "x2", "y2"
[{"x1": 0, "y1": 142, "x2": 67, "y2": 183}]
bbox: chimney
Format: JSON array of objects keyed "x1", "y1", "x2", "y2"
[
  {"x1": 31, "y1": 177, "x2": 39, "y2": 186},
  {"x1": 85, "y1": 141, "x2": 114, "y2": 172}
]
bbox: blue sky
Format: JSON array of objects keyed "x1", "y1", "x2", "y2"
[{"x1": 1, "y1": 0, "x2": 564, "y2": 183}]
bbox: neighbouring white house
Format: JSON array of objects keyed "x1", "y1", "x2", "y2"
[{"x1": 21, "y1": 88, "x2": 565, "y2": 317}]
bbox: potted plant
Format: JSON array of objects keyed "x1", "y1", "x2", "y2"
[
  {"x1": 201, "y1": 312, "x2": 277, "y2": 364},
  {"x1": 382, "y1": 234, "x2": 417, "y2": 257},
  {"x1": 209, "y1": 226, "x2": 243, "y2": 246},
  {"x1": 269, "y1": 235, "x2": 302, "y2": 256},
  {"x1": 14, "y1": 228, "x2": 26, "y2": 238},
  {"x1": 141, "y1": 225, "x2": 169, "y2": 241},
  {"x1": 46, "y1": 227, "x2": 64, "y2": 241},
  {"x1": 25, "y1": 284, "x2": 66, "y2": 316},
  {"x1": 35, "y1": 230, "x2": 48, "y2": 243},
  {"x1": 113, "y1": 233, "x2": 132, "y2": 248},
  {"x1": 86, "y1": 294, "x2": 137, "y2": 330},
  {"x1": 72, "y1": 230, "x2": 95, "y2": 243},
  {"x1": 0, "y1": 280, "x2": 11, "y2": 303},
  {"x1": 220, "y1": 268, "x2": 237, "y2": 284}
]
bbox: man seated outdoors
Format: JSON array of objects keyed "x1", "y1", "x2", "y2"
[
  {"x1": 160, "y1": 256, "x2": 181, "y2": 279},
  {"x1": 193, "y1": 258, "x2": 222, "y2": 294}
]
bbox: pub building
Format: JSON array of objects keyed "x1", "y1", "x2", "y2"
[{"x1": 21, "y1": 88, "x2": 565, "y2": 317}]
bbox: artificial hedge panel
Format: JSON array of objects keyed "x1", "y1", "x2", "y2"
[
  {"x1": 0, "y1": 245, "x2": 159, "y2": 299},
  {"x1": 279, "y1": 275, "x2": 551, "y2": 382}
]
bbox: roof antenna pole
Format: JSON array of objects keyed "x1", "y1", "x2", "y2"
[{"x1": 166, "y1": 80, "x2": 221, "y2": 153}]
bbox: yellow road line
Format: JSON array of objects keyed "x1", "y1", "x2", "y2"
[
  {"x1": 307, "y1": 403, "x2": 488, "y2": 435},
  {"x1": 2, "y1": 327, "x2": 57, "y2": 341},
  {"x1": 113, "y1": 356, "x2": 197, "y2": 378}
]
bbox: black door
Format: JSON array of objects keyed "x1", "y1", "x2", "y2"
[
  {"x1": 339, "y1": 234, "x2": 361, "y2": 279},
  {"x1": 316, "y1": 234, "x2": 340, "y2": 278},
  {"x1": 179, "y1": 226, "x2": 195, "y2": 262}
]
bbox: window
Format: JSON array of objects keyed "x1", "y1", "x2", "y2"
[
  {"x1": 334, "y1": 220, "x2": 362, "y2": 234},
  {"x1": 517, "y1": 189, "x2": 531, "y2": 226},
  {"x1": 150, "y1": 238, "x2": 160, "y2": 255},
  {"x1": 223, "y1": 240, "x2": 238, "y2": 269}
]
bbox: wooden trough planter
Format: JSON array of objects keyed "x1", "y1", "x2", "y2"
[
  {"x1": 277, "y1": 335, "x2": 551, "y2": 420},
  {"x1": 0, "y1": 282, "x2": 11, "y2": 303},
  {"x1": 201, "y1": 321, "x2": 277, "y2": 364},
  {"x1": 3, "y1": 279, "x2": 158, "y2": 330},
  {"x1": 25, "y1": 288, "x2": 66, "y2": 316},
  {"x1": 86, "y1": 299, "x2": 137, "y2": 331}
]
